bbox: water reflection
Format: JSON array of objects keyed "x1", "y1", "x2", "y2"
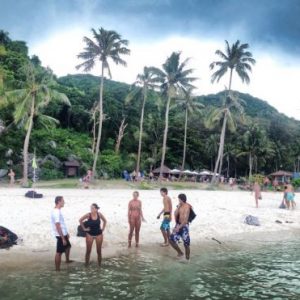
[{"x1": 1, "y1": 241, "x2": 300, "y2": 300}]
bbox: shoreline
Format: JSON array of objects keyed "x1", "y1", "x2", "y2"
[{"x1": 1, "y1": 188, "x2": 300, "y2": 270}]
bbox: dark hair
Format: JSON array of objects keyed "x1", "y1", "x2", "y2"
[
  {"x1": 178, "y1": 193, "x2": 187, "y2": 203},
  {"x1": 160, "y1": 187, "x2": 168, "y2": 194},
  {"x1": 92, "y1": 203, "x2": 100, "y2": 210},
  {"x1": 55, "y1": 196, "x2": 64, "y2": 205},
  {"x1": 284, "y1": 186, "x2": 288, "y2": 190}
]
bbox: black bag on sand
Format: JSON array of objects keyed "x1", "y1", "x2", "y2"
[
  {"x1": 25, "y1": 190, "x2": 43, "y2": 198},
  {"x1": 0, "y1": 226, "x2": 18, "y2": 249}
]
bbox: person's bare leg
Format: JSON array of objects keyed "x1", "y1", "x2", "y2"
[
  {"x1": 160, "y1": 229, "x2": 169, "y2": 246},
  {"x1": 169, "y1": 240, "x2": 184, "y2": 257},
  {"x1": 85, "y1": 235, "x2": 94, "y2": 266},
  {"x1": 184, "y1": 245, "x2": 190, "y2": 260},
  {"x1": 128, "y1": 220, "x2": 135, "y2": 248},
  {"x1": 255, "y1": 197, "x2": 258, "y2": 208},
  {"x1": 65, "y1": 246, "x2": 73, "y2": 263},
  {"x1": 135, "y1": 220, "x2": 141, "y2": 247},
  {"x1": 55, "y1": 253, "x2": 62, "y2": 271},
  {"x1": 95, "y1": 235, "x2": 103, "y2": 266}
]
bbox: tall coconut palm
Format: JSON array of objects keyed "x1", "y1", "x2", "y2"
[
  {"x1": 5, "y1": 64, "x2": 70, "y2": 186},
  {"x1": 209, "y1": 40, "x2": 255, "y2": 183},
  {"x1": 77, "y1": 27, "x2": 130, "y2": 177},
  {"x1": 126, "y1": 67, "x2": 159, "y2": 174},
  {"x1": 175, "y1": 88, "x2": 203, "y2": 173},
  {"x1": 205, "y1": 92, "x2": 244, "y2": 178},
  {"x1": 151, "y1": 52, "x2": 196, "y2": 178}
]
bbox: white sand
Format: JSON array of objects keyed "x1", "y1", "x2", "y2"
[{"x1": 1, "y1": 188, "x2": 300, "y2": 262}]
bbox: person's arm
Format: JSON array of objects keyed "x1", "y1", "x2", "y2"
[
  {"x1": 140, "y1": 201, "x2": 146, "y2": 222},
  {"x1": 157, "y1": 208, "x2": 164, "y2": 219},
  {"x1": 128, "y1": 202, "x2": 132, "y2": 223},
  {"x1": 55, "y1": 223, "x2": 67, "y2": 245},
  {"x1": 169, "y1": 198, "x2": 173, "y2": 221},
  {"x1": 99, "y1": 213, "x2": 107, "y2": 232},
  {"x1": 79, "y1": 213, "x2": 90, "y2": 231}
]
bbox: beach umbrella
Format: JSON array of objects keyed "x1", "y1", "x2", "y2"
[
  {"x1": 191, "y1": 171, "x2": 199, "y2": 175},
  {"x1": 183, "y1": 170, "x2": 193, "y2": 175},
  {"x1": 170, "y1": 168, "x2": 181, "y2": 174}
]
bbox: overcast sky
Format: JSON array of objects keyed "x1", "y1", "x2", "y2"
[{"x1": 1, "y1": 0, "x2": 300, "y2": 119}]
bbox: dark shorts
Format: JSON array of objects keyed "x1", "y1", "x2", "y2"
[
  {"x1": 56, "y1": 236, "x2": 71, "y2": 254},
  {"x1": 170, "y1": 225, "x2": 190, "y2": 246}
]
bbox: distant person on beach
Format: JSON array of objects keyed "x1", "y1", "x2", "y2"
[
  {"x1": 128, "y1": 191, "x2": 146, "y2": 248},
  {"x1": 169, "y1": 194, "x2": 191, "y2": 260},
  {"x1": 51, "y1": 196, "x2": 73, "y2": 271},
  {"x1": 83, "y1": 169, "x2": 92, "y2": 189},
  {"x1": 8, "y1": 169, "x2": 15, "y2": 186},
  {"x1": 79, "y1": 203, "x2": 107, "y2": 266},
  {"x1": 253, "y1": 181, "x2": 262, "y2": 208},
  {"x1": 263, "y1": 177, "x2": 270, "y2": 190},
  {"x1": 285, "y1": 184, "x2": 296, "y2": 210},
  {"x1": 132, "y1": 170, "x2": 137, "y2": 182},
  {"x1": 280, "y1": 186, "x2": 288, "y2": 209},
  {"x1": 157, "y1": 187, "x2": 172, "y2": 246}
]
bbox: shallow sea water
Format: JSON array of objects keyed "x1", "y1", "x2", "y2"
[{"x1": 1, "y1": 239, "x2": 300, "y2": 300}]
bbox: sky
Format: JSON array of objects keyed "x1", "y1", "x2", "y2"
[{"x1": 1, "y1": 0, "x2": 300, "y2": 119}]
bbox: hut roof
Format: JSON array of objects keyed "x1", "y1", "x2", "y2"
[
  {"x1": 64, "y1": 160, "x2": 80, "y2": 167},
  {"x1": 269, "y1": 170, "x2": 293, "y2": 177},
  {"x1": 152, "y1": 165, "x2": 171, "y2": 174}
]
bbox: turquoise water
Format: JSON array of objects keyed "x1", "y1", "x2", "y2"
[{"x1": 1, "y1": 240, "x2": 300, "y2": 300}]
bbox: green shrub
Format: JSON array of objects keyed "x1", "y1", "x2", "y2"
[
  {"x1": 292, "y1": 178, "x2": 300, "y2": 188},
  {"x1": 40, "y1": 168, "x2": 64, "y2": 180}
]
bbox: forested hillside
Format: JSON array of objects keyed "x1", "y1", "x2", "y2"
[{"x1": 1, "y1": 30, "x2": 300, "y2": 180}]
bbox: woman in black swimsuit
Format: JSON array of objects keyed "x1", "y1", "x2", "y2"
[{"x1": 79, "y1": 203, "x2": 107, "y2": 266}]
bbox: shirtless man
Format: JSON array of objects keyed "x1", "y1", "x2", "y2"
[
  {"x1": 128, "y1": 191, "x2": 145, "y2": 248},
  {"x1": 157, "y1": 187, "x2": 172, "y2": 246},
  {"x1": 253, "y1": 181, "x2": 262, "y2": 208},
  {"x1": 169, "y1": 194, "x2": 191, "y2": 260}
]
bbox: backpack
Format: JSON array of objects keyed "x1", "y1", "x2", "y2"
[{"x1": 188, "y1": 207, "x2": 197, "y2": 223}]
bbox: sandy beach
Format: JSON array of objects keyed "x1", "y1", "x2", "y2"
[{"x1": 1, "y1": 188, "x2": 300, "y2": 266}]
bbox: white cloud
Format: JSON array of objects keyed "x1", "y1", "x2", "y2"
[{"x1": 30, "y1": 30, "x2": 300, "y2": 120}]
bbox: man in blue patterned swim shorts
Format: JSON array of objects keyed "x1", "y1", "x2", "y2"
[
  {"x1": 170, "y1": 193, "x2": 191, "y2": 260},
  {"x1": 157, "y1": 188, "x2": 172, "y2": 247}
]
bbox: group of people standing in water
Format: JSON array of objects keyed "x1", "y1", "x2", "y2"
[{"x1": 50, "y1": 188, "x2": 192, "y2": 271}]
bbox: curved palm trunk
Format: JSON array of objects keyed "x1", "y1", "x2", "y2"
[
  {"x1": 212, "y1": 68, "x2": 233, "y2": 184},
  {"x1": 136, "y1": 86, "x2": 147, "y2": 174},
  {"x1": 23, "y1": 96, "x2": 35, "y2": 186},
  {"x1": 249, "y1": 153, "x2": 253, "y2": 181},
  {"x1": 181, "y1": 107, "x2": 188, "y2": 175},
  {"x1": 212, "y1": 111, "x2": 228, "y2": 184},
  {"x1": 92, "y1": 63, "x2": 105, "y2": 178},
  {"x1": 160, "y1": 93, "x2": 171, "y2": 179}
]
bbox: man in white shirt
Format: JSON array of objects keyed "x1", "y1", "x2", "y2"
[{"x1": 51, "y1": 196, "x2": 72, "y2": 271}]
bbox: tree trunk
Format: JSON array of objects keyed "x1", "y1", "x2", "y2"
[
  {"x1": 211, "y1": 68, "x2": 233, "y2": 184},
  {"x1": 227, "y1": 154, "x2": 230, "y2": 178},
  {"x1": 92, "y1": 63, "x2": 105, "y2": 178},
  {"x1": 160, "y1": 93, "x2": 171, "y2": 179},
  {"x1": 23, "y1": 96, "x2": 35, "y2": 186},
  {"x1": 136, "y1": 86, "x2": 147, "y2": 173},
  {"x1": 212, "y1": 111, "x2": 228, "y2": 184},
  {"x1": 249, "y1": 153, "x2": 253, "y2": 181},
  {"x1": 115, "y1": 118, "x2": 127, "y2": 154},
  {"x1": 180, "y1": 107, "x2": 188, "y2": 176}
]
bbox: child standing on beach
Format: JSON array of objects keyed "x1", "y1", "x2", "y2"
[{"x1": 253, "y1": 181, "x2": 262, "y2": 208}]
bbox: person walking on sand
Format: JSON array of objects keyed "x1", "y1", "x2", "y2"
[
  {"x1": 51, "y1": 196, "x2": 73, "y2": 271},
  {"x1": 128, "y1": 191, "x2": 146, "y2": 248},
  {"x1": 169, "y1": 194, "x2": 191, "y2": 261},
  {"x1": 79, "y1": 203, "x2": 107, "y2": 266},
  {"x1": 8, "y1": 169, "x2": 15, "y2": 186},
  {"x1": 253, "y1": 181, "x2": 262, "y2": 208},
  {"x1": 83, "y1": 169, "x2": 92, "y2": 189},
  {"x1": 157, "y1": 187, "x2": 172, "y2": 247}
]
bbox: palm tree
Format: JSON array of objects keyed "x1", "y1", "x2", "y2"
[
  {"x1": 5, "y1": 64, "x2": 70, "y2": 186},
  {"x1": 205, "y1": 92, "x2": 244, "y2": 178},
  {"x1": 77, "y1": 27, "x2": 130, "y2": 177},
  {"x1": 126, "y1": 67, "x2": 159, "y2": 174},
  {"x1": 237, "y1": 124, "x2": 275, "y2": 180},
  {"x1": 175, "y1": 88, "x2": 203, "y2": 173},
  {"x1": 209, "y1": 40, "x2": 255, "y2": 183},
  {"x1": 151, "y1": 52, "x2": 196, "y2": 178}
]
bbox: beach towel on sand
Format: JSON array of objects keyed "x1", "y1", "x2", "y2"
[
  {"x1": 244, "y1": 215, "x2": 260, "y2": 226},
  {"x1": 0, "y1": 226, "x2": 18, "y2": 249}
]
